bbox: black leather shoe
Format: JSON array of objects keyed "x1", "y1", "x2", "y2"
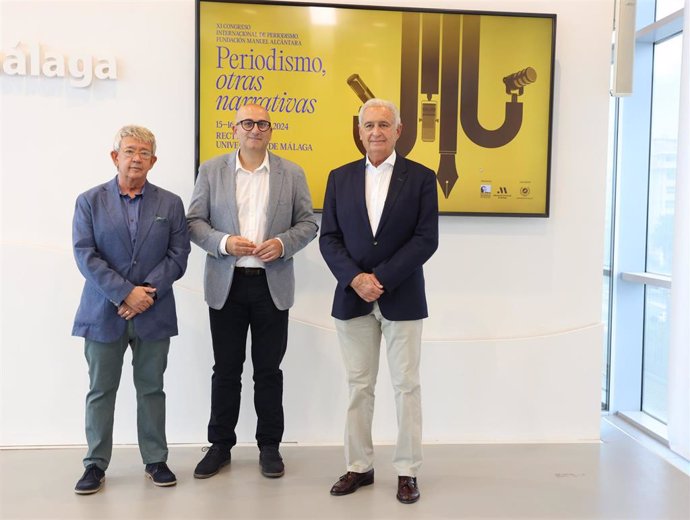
[
  {"x1": 330, "y1": 469, "x2": 375, "y2": 496},
  {"x1": 145, "y1": 462, "x2": 177, "y2": 487},
  {"x1": 396, "y1": 476, "x2": 420, "y2": 504},
  {"x1": 259, "y1": 445, "x2": 285, "y2": 478},
  {"x1": 74, "y1": 464, "x2": 105, "y2": 495},
  {"x1": 194, "y1": 444, "x2": 231, "y2": 478}
]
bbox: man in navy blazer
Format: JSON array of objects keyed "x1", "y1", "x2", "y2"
[
  {"x1": 72, "y1": 125, "x2": 190, "y2": 494},
  {"x1": 320, "y1": 99, "x2": 438, "y2": 504}
]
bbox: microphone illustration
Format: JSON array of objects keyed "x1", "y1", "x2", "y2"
[{"x1": 503, "y1": 67, "x2": 537, "y2": 97}]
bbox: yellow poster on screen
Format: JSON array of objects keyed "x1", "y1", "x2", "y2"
[{"x1": 199, "y1": 2, "x2": 555, "y2": 215}]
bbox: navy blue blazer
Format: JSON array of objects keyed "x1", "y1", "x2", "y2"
[
  {"x1": 319, "y1": 155, "x2": 439, "y2": 321},
  {"x1": 72, "y1": 177, "x2": 190, "y2": 342}
]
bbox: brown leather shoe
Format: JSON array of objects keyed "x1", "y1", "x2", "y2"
[
  {"x1": 330, "y1": 469, "x2": 375, "y2": 496},
  {"x1": 397, "y1": 476, "x2": 420, "y2": 504}
]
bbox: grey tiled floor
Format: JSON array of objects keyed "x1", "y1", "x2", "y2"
[{"x1": 1, "y1": 419, "x2": 688, "y2": 519}]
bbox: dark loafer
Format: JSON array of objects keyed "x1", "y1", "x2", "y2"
[
  {"x1": 330, "y1": 469, "x2": 375, "y2": 496},
  {"x1": 74, "y1": 464, "x2": 105, "y2": 495},
  {"x1": 145, "y1": 462, "x2": 177, "y2": 487},
  {"x1": 397, "y1": 476, "x2": 420, "y2": 504},
  {"x1": 194, "y1": 444, "x2": 231, "y2": 479},
  {"x1": 259, "y1": 446, "x2": 285, "y2": 478}
]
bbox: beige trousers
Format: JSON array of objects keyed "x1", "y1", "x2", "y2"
[{"x1": 335, "y1": 303, "x2": 423, "y2": 477}]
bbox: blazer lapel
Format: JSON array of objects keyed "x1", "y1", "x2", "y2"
[
  {"x1": 133, "y1": 183, "x2": 159, "y2": 258},
  {"x1": 352, "y1": 159, "x2": 371, "y2": 236},
  {"x1": 265, "y1": 153, "x2": 284, "y2": 236},
  {"x1": 103, "y1": 178, "x2": 134, "y2": 255},
  {"x1": 223, "y1": 153, "x2": 241, "y2": 234},
  {"x1": 375, "y1": 156, "x2": 408, "y2": 237}
]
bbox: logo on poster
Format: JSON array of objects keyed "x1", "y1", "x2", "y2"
[{"x1": 495, "y1": 186, "x2": 511, "y2": 199}]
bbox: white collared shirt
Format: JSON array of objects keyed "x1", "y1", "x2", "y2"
[
  {"x1": 219, "y1": 152, "x2": 270, "y2": 268},
  {"x1": 365, "y1": 151, "x2": 396, "y2": 235}
]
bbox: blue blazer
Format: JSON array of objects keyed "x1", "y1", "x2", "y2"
[
  {"x1": 319, "y1": 155, "x2": 439, "y2": 321},
  {"x1": 72, "y1": 177, "x2": 191, "y2": 342}
]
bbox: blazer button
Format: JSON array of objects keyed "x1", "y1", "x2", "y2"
[{"x1": 373, "y1": 241, "x2": 378, "y2": 246}]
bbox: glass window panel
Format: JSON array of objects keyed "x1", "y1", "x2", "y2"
[
  {"x1": 601, "y1": 96, "x2": 617, "y2": 411},
  {"x1": 642, "y1": 286, "x2": 670, "y2": 423},
  {"x1": 604, "y1": 97, "x2": 617, "y2": 271},
  {"x1": 601, "y1": 274, "x2": 611, "y2": 409},
  {"x1": 646, "y1": 34, "x2": 682, "y2": 275},
  {"x1": 655, "y1": 0, "x2": 684, "y2": 20}
]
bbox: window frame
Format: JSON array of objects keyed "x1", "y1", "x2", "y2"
[{"x1": 604, "y1": 2, "x2": 684, "y2": 430}]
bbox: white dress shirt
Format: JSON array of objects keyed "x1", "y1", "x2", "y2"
[
  {"x1": 220, "y1": 152, "x2": 270, "y2": 268},
  {"x1": 365, "y1": 151, "x2": 396, "y2": 235}
]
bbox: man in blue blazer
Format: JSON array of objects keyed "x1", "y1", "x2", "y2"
[
  {"x1": 187, "y1": 104, "x2": 317, "y2": 480},
  {"x1": 72, "y1": 125, "x2": 190, "y2": 494},
  {"x1": 320, "y1": 99, "x2": 438, "y2": 504}
]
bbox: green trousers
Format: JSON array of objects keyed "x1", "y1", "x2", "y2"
[{"x1": 83, "y1": 321, "x2": 170, "y2": 470}]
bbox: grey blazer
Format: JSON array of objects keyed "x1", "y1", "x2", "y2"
[{"x1": 187, "y1": 151, "x2": 318, "y2": 310}]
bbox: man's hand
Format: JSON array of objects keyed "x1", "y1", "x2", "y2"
[
  {"x1": 118, "y1": 303, "x2": 139, "y2": 321},
  {"x1": 253, "y1": 238, "x2": 283, "y2": 262},
  {"x1": 123, "y1": 285, "x2": 156, "y2": 313},
  {"x1": 350, "y1": 273, "x2": 384, "y2": 302},
  {"x1": 226, "y1": 236, "x2": 257, "y2": 257}
]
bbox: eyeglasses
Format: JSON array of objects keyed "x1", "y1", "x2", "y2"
[
  {"x1": 120, "y1": 149, "x2": 153, "y2": 160},
  {"x1": 236, "y1": 119, "x2": 271, "y2": 132}
]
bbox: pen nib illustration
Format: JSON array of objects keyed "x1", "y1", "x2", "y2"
[{"x1": 437, "y1": 154, "x2": 458, "y2": 199}]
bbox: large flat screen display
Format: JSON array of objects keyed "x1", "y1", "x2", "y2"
[{"x1": 197, "y1": 0, "x2": 556, "y2": 216}]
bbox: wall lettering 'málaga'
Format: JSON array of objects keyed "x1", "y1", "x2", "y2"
[{"x1": 1, "y1": 42, "x2": 117, "y2": 88}]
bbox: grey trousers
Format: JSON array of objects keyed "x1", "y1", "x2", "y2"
[{"x1": 83, "y1": 321, "x2": 170, "y2": 470}]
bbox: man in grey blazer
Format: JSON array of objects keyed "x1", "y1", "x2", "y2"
[
  {"x1": 187, "y1": 104, "x2": 317, "y2": 479},
  {"x1": 72, "y1": 125, "x2": 190, "y2": 494}
]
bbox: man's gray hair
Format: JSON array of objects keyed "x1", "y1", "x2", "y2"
[
  {"x1": 113, "y1": 125, "x2": 157, "y2": 154},
  {"x1": 358, "y1": 98, "x2": 401, "y2": 127}
]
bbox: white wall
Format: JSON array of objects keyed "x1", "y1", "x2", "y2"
[{"x1": 0, "y1": 0, "x2": 612, "y2": 446}]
